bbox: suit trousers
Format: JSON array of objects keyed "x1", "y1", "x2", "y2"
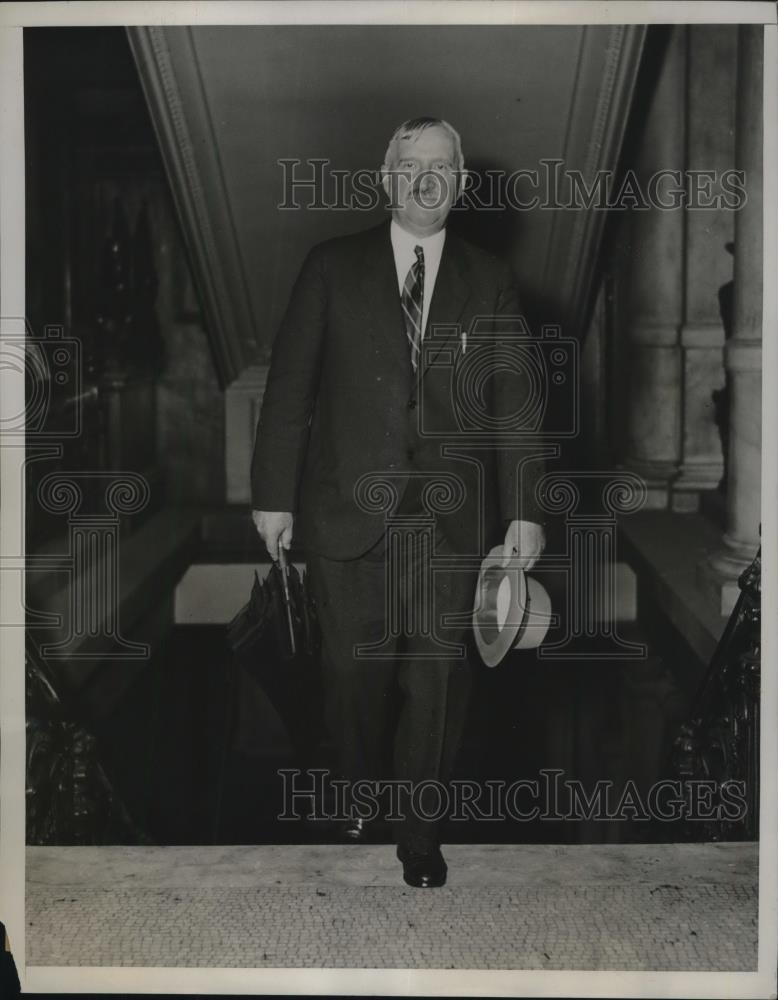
[{"x1": 306, "y1": 483, "x2": 477, "y2": 852}]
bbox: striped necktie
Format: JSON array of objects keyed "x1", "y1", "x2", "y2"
[{"x1": 401, "y1": 245, "x2": 425, "y2": 372}]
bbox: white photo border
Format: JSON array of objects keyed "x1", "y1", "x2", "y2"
[{"x1": 1, "y1": 2, "x2": 776, "y2": 997}]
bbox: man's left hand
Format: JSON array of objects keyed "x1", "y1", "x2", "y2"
[{"x1": 502, "y1": 519, "x2": 545, "y2": 570}]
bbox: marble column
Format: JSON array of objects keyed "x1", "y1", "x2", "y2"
[
  {"x1": 705, "y1": 25, "x2": 763, "y2": 612},
  {"x1": 671, "y1": 26, "x2": 737, "y2": 512},
  {"x1": 622, "y1": 26, "x2": 685, "y2": 509}
]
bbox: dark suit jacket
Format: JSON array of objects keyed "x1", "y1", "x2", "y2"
[{"x1": 251, "y1": 220, "x2": 546, "y2": 560}]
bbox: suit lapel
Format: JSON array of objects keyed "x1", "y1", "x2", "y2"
[
  {"x1": 356, "y1": 222, "x2": 409, "y2": 369},
  {"x1": 420, "y1": 234, "x2": 472, "y2": 377},
  {"x1": 354, "y1": 222, "x2": 473, "y2": 375}
]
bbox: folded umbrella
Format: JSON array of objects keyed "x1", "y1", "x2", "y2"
[
  {"x1": 278, "y1": 548, "x2": 296, "y2": 656},
  {"x1": 226, "y1": 559, "x2": 323, "y2": 761},
  {"x1": 226, "y1": 569, "x2": 269, "y2": 656}
]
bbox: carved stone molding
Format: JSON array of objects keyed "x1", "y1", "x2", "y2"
[
  {"x1": 543, "y1": 24, "x2": 647, "y2": 338},
  {"x1": 126, "y1": 27, "x2": 258, "y2": 387}
]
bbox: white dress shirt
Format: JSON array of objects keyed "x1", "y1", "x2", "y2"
[{"x1": 390, "y1": 220, "x2": 446, "y2": 338}]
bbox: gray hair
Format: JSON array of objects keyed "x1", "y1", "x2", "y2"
[{"x1": 383, "y1": 117, "x2": 465, "y2": 172}]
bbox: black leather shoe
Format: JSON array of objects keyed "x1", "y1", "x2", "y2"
[
  {"x1": 339, "y1": 817, "x2": 370, "y2": 843},
  {"x1": 397, "y1": 844, "x2": 447, "y2": 888}
]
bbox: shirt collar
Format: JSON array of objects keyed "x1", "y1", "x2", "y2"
[{"x1": 390, "y1": 219, "x2": 446, "y2": 256}]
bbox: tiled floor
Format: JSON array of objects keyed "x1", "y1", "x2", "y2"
[{"x1": 26, "y1": 842, "x2": 757, "y2": 970}]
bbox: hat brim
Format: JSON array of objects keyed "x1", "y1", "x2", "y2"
[
  {"x1": 472, "y1": 546, "x2": 552, "y2": 666},
  {"x1": 473, "y1": 546, "x2": 527, "y2": 667}
]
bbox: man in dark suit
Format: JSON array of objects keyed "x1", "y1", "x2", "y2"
[{"x1": 252, "y1": 118, "x2": 545, "y2": 887}]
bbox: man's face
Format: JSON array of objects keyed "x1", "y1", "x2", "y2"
[{"x1": 383, "y1": 125, "x2": 460, "y2": 234}]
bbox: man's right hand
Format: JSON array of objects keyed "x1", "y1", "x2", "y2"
[{"x1": 251, "y1": 510, "x2": 294, "y2": 561}]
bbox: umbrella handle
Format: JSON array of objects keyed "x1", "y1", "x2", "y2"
[{"x1": 278, "y1": 548, "x2": 297, "y2": 656}]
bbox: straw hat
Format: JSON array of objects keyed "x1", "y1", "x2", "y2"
[{"x1": 472, "y1": 545, "x2": 552, "y2": 667}]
